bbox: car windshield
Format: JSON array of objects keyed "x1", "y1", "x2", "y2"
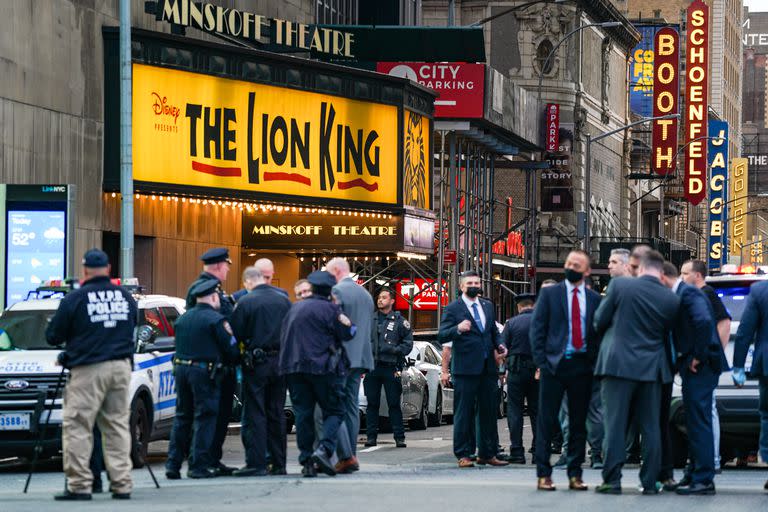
[
  {"x1": 710, "y1": 283, "x2": 753, "y2": 322},
  {"x1": 0, "y1": 309, "x2": 56, "y2": 350}
]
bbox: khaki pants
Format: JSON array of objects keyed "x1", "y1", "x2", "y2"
[{"x1": 62, "y1": 358, "x2": 132, "y2": 494}]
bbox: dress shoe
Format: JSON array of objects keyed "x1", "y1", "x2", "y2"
[
  {"x1": 641, "y1": 487, "x2": 660, "y2": 495},
  {"x1": 508, "y1": 455, "x2": 526, "y2": 464},
  {"x1": 626, "y1": 453, "x2": 641, "y2": 464},
  {"x1": 92, "y1": 480, "x2": 103, "y2": 494},
  {"x1": 661, "y1": 479, "x2": 679, "y2": 492},
  {"x1": 54, "y1": 490, "x2": 92, "y2": 501},
  {"x1": 233, "y1": 466, "x2": 268, "y2": 477},
  {"x1": 335, "y1": 456, "x2": 359, "y2": 474},
  {"x1": 312, "y1": 448, "x2": 337, "y2": 476},
  {"x1": 551, "y1": 443, "x2": 563, "y2": 455},
  {"x1": 165, "y1": 469, "x2": 181, "y2": 480},
  {"x1": 112, "y1": 492, "x2": 131, "y2": 500},
  {"x1": 595, "y1": 483, "x2": 622, "y2": 494},
  {"x1": 395, "y1": 439, "x2": 407, "y2": 448},
  {"x1": 212, "y1": 463, "x2": 236, "y2": 476},
  {"x1": 269, "y1": 466, "x2": 287, "y2": 476},
  {"x1": 477, "y1": 457, "x2": 510, "y2": 467},
  {"x1": 495, "y1": 453, "x2": 510, "y2": 462},
  {"x1": 537, "y1": 477, "x2": 556, "y2": 491},
  {"x1": 590, "y1": 453, "x2": 604, "y2": 470},
  {"x1": 301, "y1": 462, "x2": 317, "y2": 478},
  {"x1": 569, "y1": 477, "x2": 588, "y2": 491},
  {"x1": 553, "y1": 455, "x2": 567, "y2": 469},
  {"x1": 677, "y1": 474, "x2": 692, "y2": 487},
  {"x1": 676, "y1": 482, "x2": 716, "y2": 495},
  {"x1": 364, "y1": 439, "x2": 377, "y2": 447},
  {"x1": 458, "y1": 457, "x2": 475, "y2": 468},
  {"x1": 187, "y1": 469, "x2": 216, "y2": 479}
]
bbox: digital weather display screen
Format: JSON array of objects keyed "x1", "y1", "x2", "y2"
[{"x1": 5, "y1": 210, "x2": 66, "y2": 307}]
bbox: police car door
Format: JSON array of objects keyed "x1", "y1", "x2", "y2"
[{"x1": 133, "y1": 304, "x2": 176, "y2": 424}]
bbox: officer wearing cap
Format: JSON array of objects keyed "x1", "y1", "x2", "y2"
[
  {"x1": 364, "y1": 287, "x2": 413, "y2": 449},
  {"x1": 501, "y1": 293, "x2": 538, "y2": 464},
  {"x1": 186, "y1": 247, "x2": 237, "y2": 476},
  {"x1": 166, "y1": 279, "x2": 240, "y2": 480},
  {"x1": 279, "y1": 270, "x2": 355, "y2": 478},
  {"x1": 46, "y1": 249, "x2": 138, "y2": 501}
]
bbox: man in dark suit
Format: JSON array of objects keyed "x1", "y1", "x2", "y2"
[
  {"x1": 731, "y1": 278, "x2": 768, "y2": 492},
  {"x1": 659, "y1": 262, "x2": 720, "y2": 495},
  {"x1": 529, "y1": 250, "x2": 601, "y2": 491},
  {"x1": 593, "y1": 250, "x2": 679, "y2": 495},
  {"x1": 438, "y1": 270, "x2": 509, "y2": 468}
]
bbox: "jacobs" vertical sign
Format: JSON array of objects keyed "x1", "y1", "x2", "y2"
[{"x1": 707, "y1": 120, "x2": 728, "y2": 270}]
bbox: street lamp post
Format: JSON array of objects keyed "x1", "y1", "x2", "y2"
[
  {"x1": 583, "y1": 113, "x2": 680, "y2": 252},
  {"x1": 530, "y1": 20, "x2": 622, "y2": 289}
]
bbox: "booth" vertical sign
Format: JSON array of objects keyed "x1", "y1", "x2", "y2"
[
  {"x1": 651, "y1": 27, "x2": 680, "y2": 175},
  {"x1": 684, "y1": 0, "x2": 709, "y2": 205}
]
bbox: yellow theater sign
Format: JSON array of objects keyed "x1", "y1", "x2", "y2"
[{"x1": 133, "y1": 64, "x2": 399, "y2": 206}]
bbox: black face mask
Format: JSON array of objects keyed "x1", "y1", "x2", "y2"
[
  {"x1": 465, "y1": 286, "x2": 481, "y2": 298},
  {"x1": 564, "y1": 268, "x2": 583, "y2": 284}
]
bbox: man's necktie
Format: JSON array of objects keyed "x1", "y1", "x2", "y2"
[
  {"x1": 571, "y1": 288, "x2": 583, "y2": 351},
  {"x1": 471, "y1": 302, "x2": 484, "y2": 331}
]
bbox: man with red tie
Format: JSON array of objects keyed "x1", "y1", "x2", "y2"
[{"x1": 529, "y1": 250, "x2": 601, "y2": 491}]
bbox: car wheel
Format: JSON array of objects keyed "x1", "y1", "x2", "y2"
[
  {"x1": 130, "y1": 398, "x2": 150, "y2": 469},
  {"x1": 669, "y1": 424, "x2": 688, "y2": 469},
  {"x1": 428, "y1": 389, "x2": 443, "y2": 427},
  {"x1": 409, "y1": 390, "x2": 429, "y2": 431}
]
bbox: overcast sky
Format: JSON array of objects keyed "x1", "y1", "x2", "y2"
[{"x1": 744, "y1": 0, "x2": 767, "y2": 13}]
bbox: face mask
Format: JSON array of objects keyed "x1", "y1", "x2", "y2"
[
  {"x1": 564, "y1": 268, "x2": 583, "y2": 283},
  {"x1": 465, "y1": 286, "x2": 481, "y2": 298}
]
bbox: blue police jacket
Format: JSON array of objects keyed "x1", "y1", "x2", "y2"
[
  {"x1": 278, "y1": 295, "x2": 354, "y2": 376},
  {"x1": 46, "y1": 276, "x2": 138, "y2": 369}
]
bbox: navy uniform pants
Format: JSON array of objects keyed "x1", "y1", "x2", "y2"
[
  {"x1": 241, "y1": 357, "x2": 287, "y2": 470},
  {"x1": 507, "y1": 363, "x2": 538, "y2": 457},
  {"x1": 287, "y1": 373, "x2": 345, "y2": 464},
  {"x1": 681, "y1": 365, "x2": 718, "y2": 485},
  {"x1": 364, "y1": 365, "x2": 404, "y2": 441},
  {"x1": 166, "y1": 365, "x2": 220, "y2": 473},
  {"x1": 210, "y1": 370, "x2": 236, "y2": 466}
]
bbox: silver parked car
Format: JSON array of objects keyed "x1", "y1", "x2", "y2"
[
  {"x1": 358, "y1": 360, "x2": 430, "y2": 431},
  {"x1": 407, "y1": 341, "x2": 454, "y2": 426}
]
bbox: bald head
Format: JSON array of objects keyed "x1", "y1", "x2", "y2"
[
  {"x1": 254, "y1": 258, "x2": 274, "y2": 285},
  {"x1": 629, "y1": 244, "x2": 652, "y2": 277},
  {"x1": 326, "y1": 257, "x2": 350, "y2": 283}
]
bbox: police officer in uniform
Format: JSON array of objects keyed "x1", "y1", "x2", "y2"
[
  {"x1": 279, "y1": 271, "x2": 355, "y2": 477},
  {"x1": 165, "y1": 280, "x2": 240, "y2": 479},
  {"x1": 229, "y1": 266, "x2": 292, "y2": 477},
  {"x1": 47, "y1": 249, "x2": 138, "y2": 501},
  {"x1": 186, "y1": 247, "x2": 237, "y2": 476},
  {"x1": 501, "y1": 293, "x2": 538, "y2": 464},
  {"x1": 364, "y1": 288, "x2": 414, "y2": 448}
]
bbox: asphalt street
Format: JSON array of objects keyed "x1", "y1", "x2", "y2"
[{"x1": 1, "y1": 420, "x2": 766, "y2": 511}]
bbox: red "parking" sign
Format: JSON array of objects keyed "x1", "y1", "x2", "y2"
[{"x1": 395, "y1": 279, "x2": 449, "y2": 311}]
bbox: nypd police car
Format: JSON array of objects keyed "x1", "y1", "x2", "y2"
[{"x1": 0, "y1": 281, "x2": 183, "y2": 467}]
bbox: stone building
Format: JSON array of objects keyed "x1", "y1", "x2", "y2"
[{"x1": 424, "y1": 0, "x2": 640, "y2": 275}]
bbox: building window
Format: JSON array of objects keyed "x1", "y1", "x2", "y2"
[
  {"x1": 536, "y1": 39, "x2": 555, "y2": 74},
  {"x1": 316, "y1": 0, "x2": 358, "y2": 25}
]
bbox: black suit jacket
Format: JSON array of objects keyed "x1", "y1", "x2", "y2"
[
  {"x1": 594, "y1": 275, "x2": 679, "y2": 383},
  {"x1": 529, "y1": 281, "x2": 602, "y2": 374},
  {"x1": 230, "y1": 284, "x2": 292, "y2": 351},
  {"x1": 438, "y1": 297, "x2": 499, "y2": 376}
]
